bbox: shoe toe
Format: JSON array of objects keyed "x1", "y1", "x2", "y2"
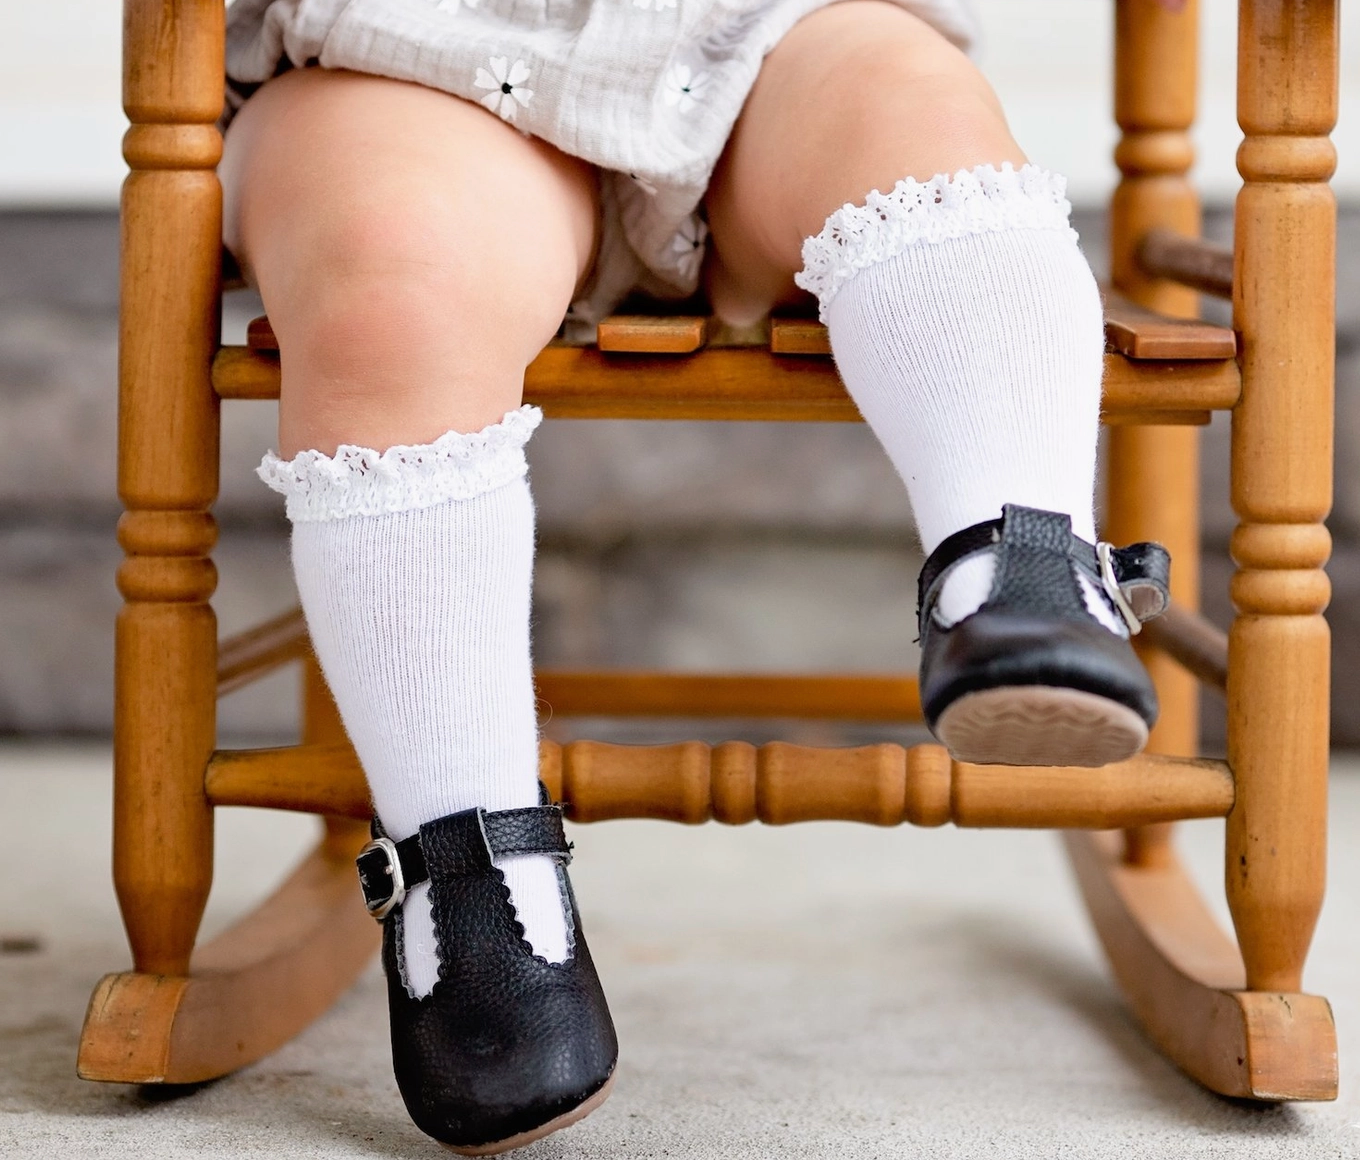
[
  {"x1": 921, "y1": 609, "x2": 1159, "y2": 734},
  {"x1": 385, "y1": 908, "x2": 617, "y2": 1151}
]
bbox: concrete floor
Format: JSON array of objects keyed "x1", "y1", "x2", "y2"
[{"x1": 2, "y1": 742, "x2": 1359, "y2": 1158}]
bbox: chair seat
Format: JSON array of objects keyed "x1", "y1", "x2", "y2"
[{"x1": 223, "y1": 297, "x2": 1239, "y2": 424}]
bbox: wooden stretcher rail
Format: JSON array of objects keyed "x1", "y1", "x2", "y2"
[
  {"x1": 218, "y1": 607, "x2": 308, "y2": 695},
  {"x1": 206, "y1": 740, "x2": 1233, "y2": 829},
  {"x1": 213, "y1": 607, "x2": 924, "y2": 718},
  {"x1": 216, "y1": 606, "x2": 1223, "y2": 717},
  {"x1": 1141, "y1": 602, "x2": 1229, "y2": 693},
  {"x1": 214, "y1": 345, "x2": 1240, "y2": 424},
  {"x1": 535, "y1": 671, "x2": 920, "y2": 720},
  {"x1": 1135, "y1": 228, "x2": 1235, "y2": 300}
]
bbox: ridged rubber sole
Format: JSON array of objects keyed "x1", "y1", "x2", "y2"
[
  {"x1": 441, "y1": 1072, "x2": 616, "y2": 1157},
  {"x1": 935, "y1": 686, "x2": 1149, "y2": 767}
]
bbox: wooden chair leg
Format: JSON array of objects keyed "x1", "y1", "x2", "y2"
[
  {"x1": 80, "y1": 3, "x2": 380, "y2": 1085},
  {"x1": 79, "y1": 824, "x2": 379, "y2": 1084},
  {"x1": 79, "y1": 657, "x2": 380, "y2": 1085},
  {"x1": 1065, "y1": 0, "x2": 1337, "y2": 1101},
  {"x1": 1066, "y1": 830, "x2": 1336, "y2": 1099},
  {"x1": 1105, "y1": 0, "x2": 1203, "y2": 867},
  {"x1": 110, "y1": 0, "x2": 224, "y2": 981},
  {"x1": 1105, "y1": 426, "x2": 1199, "y2": 870},
  {"x1": 1226, "y1": 0, "x2": 1337, "y2": 997}
]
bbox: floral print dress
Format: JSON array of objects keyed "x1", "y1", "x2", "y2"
[{"x1": 224, "y1": 0, "x2": 979, "y2": 324}]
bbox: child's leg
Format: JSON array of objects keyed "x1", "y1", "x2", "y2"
[
  {"x1": 223, "y1": 68, "x2": 597, "y2": 458},
  {"x1": 222, "y1": 69, "x2": 599, "y2": 995},
  {"x1": 706, "y1": 0, "x2": 1095, "y2": 554},
  {"x1": 705, "y1": 2, "x2": 1025, "y2": 330},
  {"x1": 705, "y1": 2, "x2": 1157, "y2": 764}
]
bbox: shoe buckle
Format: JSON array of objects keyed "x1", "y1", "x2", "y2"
[
  {"x1": 356, "y1": 837, "x2": 406, "y2": 921},
  {"x1": 1096, "y1": 541, "x2": 1144, "y2": 636}
]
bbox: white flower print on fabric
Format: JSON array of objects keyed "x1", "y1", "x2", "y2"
[
  {"x1": 662, "y1": 63, "x2": 709, "y2": 113},
  {"x1": 434, "y1": 0, "x2": 478, "y2": 12},
  {"x1": 670, "y1": 214, "x2": 708, "y2": 281},
  {"x1": 633, "y1": 0, "x2": 678, "y2": 9},
  {"x1": 474, "y1": 57, "x2": 534, "y2": 122}
]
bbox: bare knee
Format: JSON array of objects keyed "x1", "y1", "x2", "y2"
[
  {"x1": 266, "y1": 193, "x2": 581, "y2": 454},
  {"x1": 706, "y1": 4, "x2": 1025, "y2": 312},
  {"x1": 768, "y1": 12, "x2": 1025, "y2": 239},
  {"x1": 275, "y1": 192, "x2": 575, "y2": 379},
  {"x1": 219, "y1": 69, "x2": 599, "y2": 454}
]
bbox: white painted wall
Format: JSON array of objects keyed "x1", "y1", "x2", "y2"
[
  {"x1": 0, "y1": 1, "x2": 125, "y2": 205},
  {"x1": 970, "y1": 0, "x2": 1360, "y2": 203},
  {"x1": 1, "y1": 0, "x2": 1356, "y2": 205}
]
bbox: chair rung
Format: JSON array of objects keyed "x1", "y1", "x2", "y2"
[
  {"x1": 213, "y1": 605, "x2": 923, "y2": 719},
  {"x1": 1141, "y1": 603, "x2": 1229, "y2": 692},
  {"x1": 1135, "y1": 229, "x2": 1235, "y2": 300},
  {"x1": 216, "y1": 602, "x2": 1229, "y2": 710},
  {"x1": 218, "y1": 607, "x2": 308, "y2": 695},
  {"x1": 206, "y1": 740, "x2": 1233, "y2": 829},
  {"x1": 214, "y1": 344, "x2": 1239, "y2": 424},
  {"x1": 535, "y1": 671, "x2": 920, "y2": 720}
]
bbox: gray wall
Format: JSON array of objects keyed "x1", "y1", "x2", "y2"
[{"x1": 2, "y1": 209, "x2": 1357, "y2": 749}]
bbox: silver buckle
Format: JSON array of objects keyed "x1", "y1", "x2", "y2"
[
  {"x1": 356, "y1": 837, "x2": 406, "y2": 921},
  {"x1": 1096, "y1": 541, "x2": 1143, "y2": 636}
]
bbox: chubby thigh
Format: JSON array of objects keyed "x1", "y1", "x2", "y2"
[
  {"x1": 220, "y1": 67, "x2": 601, "y2": 458},
  {"x1": 704, "y1": 0, "x2": 1025, "y2": 325},
  {"x1": 222, "y1": 0, "x2": 982, "y2": 323},
  {"x1": 217, "y1": 2, "x2": 1022, "y2": 456}
]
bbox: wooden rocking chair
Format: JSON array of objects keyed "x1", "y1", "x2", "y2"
[{"x1": 79, "y1": 0, "x2": 1339, "y2": 1101}]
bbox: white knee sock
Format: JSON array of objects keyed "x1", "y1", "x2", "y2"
[
  {"x1": 258, "y1": 405, "x2": 569, "y2": 998},
  {"x1": 796, "y1": 163, "x2": 1122, "y2": 632}
]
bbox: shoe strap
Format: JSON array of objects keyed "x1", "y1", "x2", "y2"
[
  {"x1": 357, "y1": 803, "x2": 571, "y2": 921},
  {"x1": 917, "y1": 505, "x2": 1171, "y2": 631}
]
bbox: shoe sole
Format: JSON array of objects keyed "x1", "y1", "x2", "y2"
[
  {"x1": 441, "y1": 1072, "x2": 616, "y2": 1156},
  {"x1": 936, "y1": 686, "x2": 1149, "y2": 767}
]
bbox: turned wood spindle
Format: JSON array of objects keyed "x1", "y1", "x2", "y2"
[
  {"x1": 509, "y1": 741, "x2": 1231, "y2": 829},
  {"x1": 1107, "y1": 0, "x2": 1203, "y2": 869},
  {"x1": 1226, "y1": 0, "x2": 1337, "y2": 994},
  {"x1": 114, "y1": 0, "x2": 224, "y2": 977}
]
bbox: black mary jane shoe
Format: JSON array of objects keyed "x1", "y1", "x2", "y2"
[
  {"x1": 356, "y1": 795, "x2": 617, "y2": 1155},
  {"x1": 917, "y1": 503, "x2": 1171, "y2": 768}
]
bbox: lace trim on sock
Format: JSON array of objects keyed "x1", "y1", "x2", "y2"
[
  {"x1": 257, "y1": 405, "x2": 543, "y2": 522},
  {"x1": 795, "y1": 163, "x2": 1076, "y2": 321}
]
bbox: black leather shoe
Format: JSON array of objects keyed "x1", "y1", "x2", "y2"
[
  {"x1": 356, "y1": 798, "x2": 617, "y2": 1155},
  {"x1": 917, "y1": 504, "x2": 1170, "y2": 767}
]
